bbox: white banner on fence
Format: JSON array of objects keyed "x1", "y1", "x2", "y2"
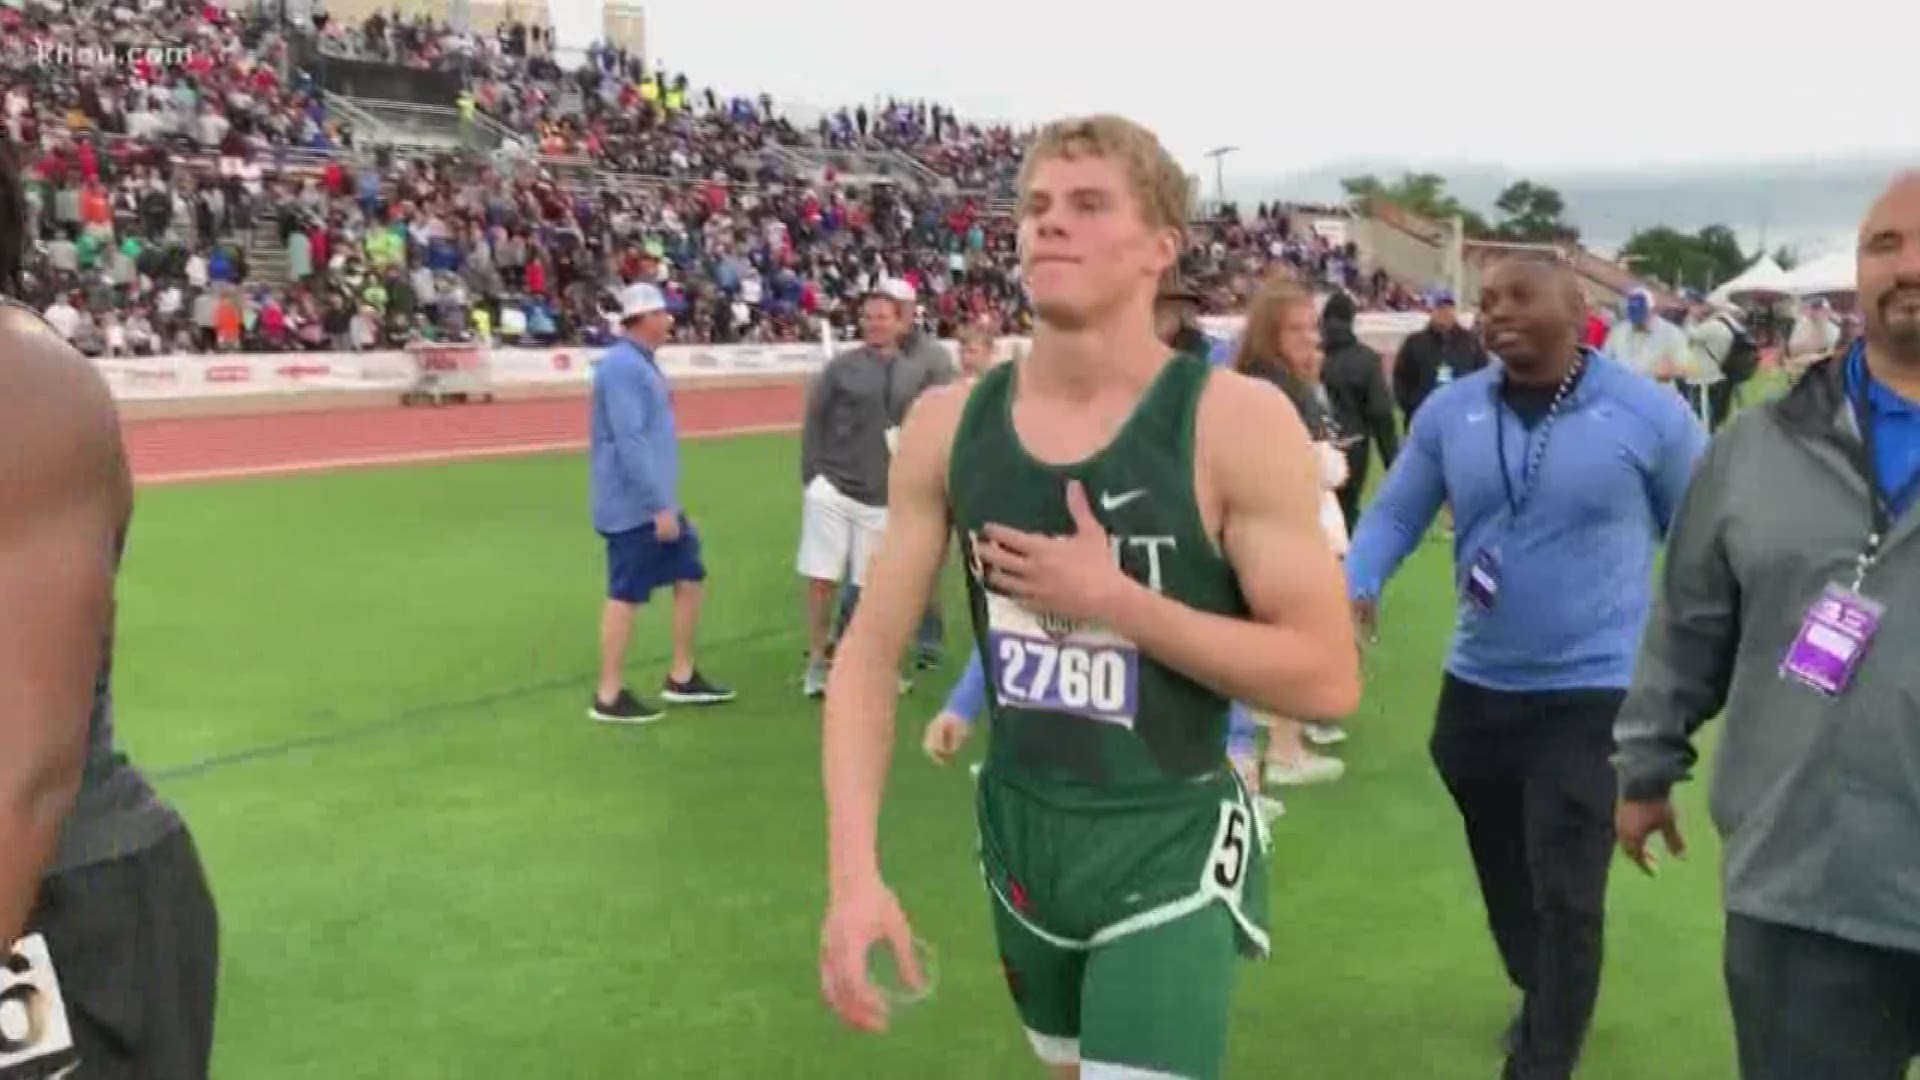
[
  {"x1": 92, "y1": 340, "x2": 835, "y2": 401},
  {"x1": 92, "y1": 313, "x2": 1425, "y2": 402}
]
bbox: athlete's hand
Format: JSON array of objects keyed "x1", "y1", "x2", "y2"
[
  {"x1": 977, "y1": 480, "x2": 1128, "y2": 623},
  {"x1": 922, "y1": 713, "x2": 971, "y2": 764},
  {"x1": 1352, "y1": 598, "x2": 1379, "y2": 644},
  {"x1": 1618, "y1": 797, "x2": 1686, "y2": 876},
  {"x1": 821, "y1": 877, "x2": 925, "y2": 1033},
  {"x1": 654, "y1": 509, "x2": 683, "y2": 543}
]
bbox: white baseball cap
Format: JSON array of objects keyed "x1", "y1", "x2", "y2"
[
  {"x1": 876, "y1": 278, "x2": 917, "y2": 305},
  {"x1": 610, "y1": 282, "x2": 668, "y2": 324}
]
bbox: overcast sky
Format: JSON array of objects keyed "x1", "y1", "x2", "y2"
[{"x1": 549, "y1": 0, "x2": 1920, "y2": 183}]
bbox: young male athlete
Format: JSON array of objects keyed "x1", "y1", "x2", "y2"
[
  {"x1": 1, "y1": 141, "x2": 220, "y2": 1077},
  {"x1": 820, "y1": 115, "x2": 1361, "y2": 1079}
]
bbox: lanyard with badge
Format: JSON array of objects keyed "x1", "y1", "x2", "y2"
[
  {"x1": 1463, "y1": 353, "x2": 1586, "y2": 612},
  {"x1": 1779, "y1": 352, "x2": 1904, "y2": 695}
]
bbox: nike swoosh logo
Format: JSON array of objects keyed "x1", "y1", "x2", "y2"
[
  {"x1": 1465, "y1": 412, "x2": 1490, "y2": 424},
  {"x1": 1100, "y1": 489, "x2": 1147, "y2": 511}
]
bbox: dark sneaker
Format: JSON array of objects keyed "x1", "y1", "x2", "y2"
[
  {"x1": 590, "y1": 689, "x2": 663, "y2": 724},
  {"x1": 662, "y1": 670, "x2": 737, "y2": 705}
]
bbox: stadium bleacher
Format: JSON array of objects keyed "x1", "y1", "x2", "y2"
[{"x1": 3, "y1": 0, "x2": 1426, "y2": 359}]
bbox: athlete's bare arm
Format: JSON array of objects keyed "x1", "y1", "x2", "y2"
[
  {"x1": 1106, "y1": 372, "x2": 1362, "y2": 719},
  {"x1": 819, "y1": 382, "x2": 963, "y2": 1032},
  {"x1": 0, "y1": 309, "x2": 129, "y2": 942}
]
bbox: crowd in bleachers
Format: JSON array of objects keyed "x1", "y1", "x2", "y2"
[{"x1": 2, "y1": 0, "x2": 1422, "y2": 357}]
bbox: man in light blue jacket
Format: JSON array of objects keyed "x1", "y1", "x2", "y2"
[
  {"x1": 589, "y1": 283, "x2": 736, "y2": 723},
  {"x1": 1346, "y1": 256, "x2": 1705, "y2": 1080}
]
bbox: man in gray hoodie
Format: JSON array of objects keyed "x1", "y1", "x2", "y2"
[{"x1": 1614, "y1": 171, "x2": 1920, "y2": 1080}]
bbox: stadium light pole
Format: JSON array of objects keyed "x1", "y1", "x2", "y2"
[{"x1": 1205, "y1": 146, "x2": 1238, "y2": 208}]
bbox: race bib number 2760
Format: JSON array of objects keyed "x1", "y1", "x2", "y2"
[
  {"x1": 0, "y1": 933, "x2": 77, "y2": 1077},
  {"x1": 988, "y1": 629, "x2": 1139, "y2": 727}
]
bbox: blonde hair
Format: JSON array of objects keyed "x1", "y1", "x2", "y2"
[
  {"x1": 1233, "y1": 276, "x2": 1317, "y2": 377},
  {"x1": 1018, "y1": 115, "x2": 1191, "y2": 244},
  {"x1": 954, "y1": 321, "x2": 995, "y2": 348}
]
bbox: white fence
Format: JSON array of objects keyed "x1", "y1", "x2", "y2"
[{"x1": 93, "y1": 313, "x2": 1437, "y2": 403}]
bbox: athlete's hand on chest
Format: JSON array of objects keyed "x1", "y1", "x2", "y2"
[{"x1": 978, "y1": 480, "x2": 1131, "y2": 624}]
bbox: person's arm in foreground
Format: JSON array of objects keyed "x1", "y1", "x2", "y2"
[
  {"x1": 978, "y1": 375, "x2": 1361, "y2": 721},
  {"x1": 820, "y1": 386, "x2": 959, "y2": 1032},
  {"x1": 1613, "y1": 434, "x2": 1739, "y2": 875},
  {"x1": 0, "y1": 319, "x2": 127, "y2": 943},
  {"x1": 1343, "y1": 398, "x2": 1450, "y2": 636},
  {"x1": 923, "y1": 650, "x2": 985, "y2": 764}
]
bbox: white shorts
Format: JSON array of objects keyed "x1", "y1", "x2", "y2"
[{"x1": 796, "y1": 476, "x2": 887, "y2": 586}]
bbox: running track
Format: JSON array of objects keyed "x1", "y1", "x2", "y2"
[{"x1": 124, "y1": 382, "x2": 806, "y2": 484}]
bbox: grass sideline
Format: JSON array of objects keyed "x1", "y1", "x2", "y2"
[{"x1": 116, "y1": 431, "x2": 1736, "y2": 1079}]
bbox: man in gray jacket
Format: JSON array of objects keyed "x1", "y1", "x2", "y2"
[{"x1": 1614, "y1": 172, "x2": 1920, "y2": 1080}]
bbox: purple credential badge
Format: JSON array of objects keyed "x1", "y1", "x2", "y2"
[{"x1": 1780, "y1": 584, "x2": 1885, "y2": 697}]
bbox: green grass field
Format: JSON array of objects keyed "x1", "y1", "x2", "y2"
[{"x1": 115, "y1": 432, "x2": 1738, "y2": 1079}]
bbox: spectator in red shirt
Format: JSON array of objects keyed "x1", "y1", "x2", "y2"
[{"x1": 1583, "y1": 308, "x2": 1610, "y2": 349}]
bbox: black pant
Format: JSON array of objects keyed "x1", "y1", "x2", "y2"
[
  {"x1": 1337, "y1": 443, "x2": 1370, "y2": 535},
  {"x1": 1725, "y1": 913, "x2": 1920, "y2": 1079},
  {"x1": 1430, "y1": 674, "x2": 1622, "y2": 1080},
  {"x1": 25, "y1": 827, "x2": 220, "y2": 1079}
]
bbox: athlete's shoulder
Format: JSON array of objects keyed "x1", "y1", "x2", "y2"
[
  {"x1": 1199, "y1": 365, "x2": 1311, "y2": 439},
  {"x1": 0, "y1": 299, "x2": 126, "y2": 511},
  {"x1": 897, "y1": 377, "x2": 972, "y2": 484},
  {"x1": 0, "y1": 301, "x2": 102, "y2": 395},
  {"x1": 909, "y1": 377, "x2": 971, "y2": 431}
]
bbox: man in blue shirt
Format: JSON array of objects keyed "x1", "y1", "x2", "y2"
[
  {"x1": 589, "y1": 283, "x2": 736, "y2": 723},
  {"x1": 1345, "y1": 256, "x2": 1705, "y2": 1080}
]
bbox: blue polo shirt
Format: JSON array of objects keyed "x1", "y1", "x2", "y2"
[{"x1": 1846, "y1": 343, "x2": 1920, "y2": 519}]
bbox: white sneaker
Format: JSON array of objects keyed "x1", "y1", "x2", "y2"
[
  {"x1": 1304, "y1": 723, "x2": 1348, "y2": 747},
  {"x1": 1266, "y1": 754, "x2": 1347, "y2": 786},
  {"x1": 1256, "y1": 795, "x2": 1286, "y2": 826},
  {"x1": 802, "y1": 659, "x2": 830, "y2": 698}
]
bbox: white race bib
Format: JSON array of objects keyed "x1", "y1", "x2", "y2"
[
  {"x1": 983, "y1": 592, "x2": 1140, "y2": 727},
  {"x1": 0, "y1": 934, "x2": 77, "y2": 1077},
  {"x1": 1203, "y1": 799, "x2": 1254, "y2": 907}
]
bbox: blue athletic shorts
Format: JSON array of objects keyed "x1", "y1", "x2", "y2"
[{"x1": 603, "y1": 516, "x2": 705, "y2": 603}]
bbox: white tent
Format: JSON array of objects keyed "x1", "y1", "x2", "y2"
[
  {"x1": 1784, "y1": 250, "x2": 1857, "y2": 297},
  {"x1": 1709, "y1": 255, "x2": 1793, "y2": 302}
]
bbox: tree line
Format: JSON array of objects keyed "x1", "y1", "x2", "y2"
[{"x1": 1339, "y1": 172, "x2": 1801, "y2": 294}]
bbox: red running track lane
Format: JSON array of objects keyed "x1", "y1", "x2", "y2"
[{"x1": 125, "y1": 382, "x2": 806, "y2": 484}]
